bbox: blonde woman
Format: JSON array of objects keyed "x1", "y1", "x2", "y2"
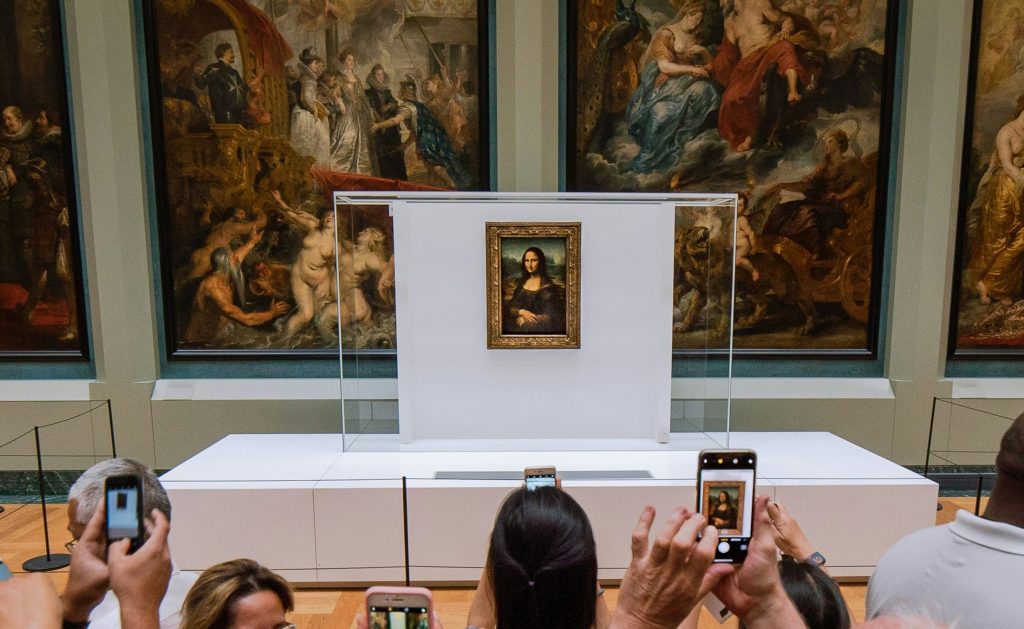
[{"x1": 180, "y1": 559, "x2": 293, "y2": 629}]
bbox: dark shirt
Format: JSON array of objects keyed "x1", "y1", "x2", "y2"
[{"x1": 198, "y1": 60, "x2": 249, "y2": 125}]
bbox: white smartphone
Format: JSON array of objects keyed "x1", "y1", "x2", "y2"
[
  {"x1": 524, "y1": 466, "x2": 557, "y2": 491},
  {"x1": 365, "y1": 586, "x2": 432, "y2": 629}
]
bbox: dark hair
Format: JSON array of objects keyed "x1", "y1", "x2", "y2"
[
  {"x1": 776, "y1": 557, "x2": 851, "y2": 629},
  {"x1": 214, "y1": 43, "x2": 233, "y2": 60},
  {"x1": 181, "y1": 559, "x2": 293, "y2": 629},
  {"x1": 487, "y1": 487, "x2": 597, "y2": 629},
  {"x1": 519, "y1": 247, "x2": 550, "y2": 282}
]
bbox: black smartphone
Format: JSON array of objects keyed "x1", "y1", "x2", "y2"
[
  {"x1": 524, "y1": 466, "x2": 557, "y2": 491},
  {"x1": 105, "y1": 474, "x2": 145, "y2": 553},
  {"x1": 697, "y1": 449, "x2": 756, "y2": 563}
]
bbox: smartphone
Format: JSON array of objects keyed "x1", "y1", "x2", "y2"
[
  {"x1": 697, "y1": 449, "x2": 756, "y2": 563},
  {"x1": 524, "y1": 466, "x2": 557, "y2": 491},
  {"x1": 105, "y1": 474, "x2": 145, "y2": 553},
  {"x1": 365, "y1": 586, "x2": 433, "y2": 629}
]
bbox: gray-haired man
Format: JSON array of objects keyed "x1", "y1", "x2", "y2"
[{"x1": 63, "y1": 458, "x2": 196, "y2": 629}]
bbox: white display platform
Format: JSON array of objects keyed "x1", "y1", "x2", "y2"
[{"x1": 162, "y1": 432, "x2": 937, "y2": 583}]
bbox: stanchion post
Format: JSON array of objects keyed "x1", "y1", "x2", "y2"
[
  {"x1": 23, "y1": 426, "x2": 71, "y2": 571},
  {"x1": 107, "y1": 399, "x2": 116, "y2": 457},
  {"x1": 402, "y1": 475, "x2": 411, "y2": 586}
]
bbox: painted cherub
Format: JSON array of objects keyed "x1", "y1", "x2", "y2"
[{"x1": 735, "y1": 194, "x2": 760, "y2": 282}]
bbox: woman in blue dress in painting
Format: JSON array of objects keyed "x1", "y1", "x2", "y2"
[{"x1": 626, "y1": 1, "x2": 721, "y2": 173}]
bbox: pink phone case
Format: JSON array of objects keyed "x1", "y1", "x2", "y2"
[{"x1": 365, "y1": 586, "x2": 434, "y2": 629}]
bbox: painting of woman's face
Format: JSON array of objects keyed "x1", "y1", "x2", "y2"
[
  {"x1": 523, "y1": 250, "x2": 540, "y2": 274},
  {"x1": 717, "y1": 490, "x2": 729, "y2": 504}
]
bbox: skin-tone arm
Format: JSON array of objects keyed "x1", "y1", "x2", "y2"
[
  {"x1": 231, "y1": 226, "x2": 264, "y2": 266},
  {"x1": 466, "y1": 564, "x2": 495, "y2": 628},
  {"x1": 608, "y1": 506, "x2": 720, "y2": 629},
  {"x1": 767, "y1": 500, "x2": 828, "y2": 573},
  {"x1": 656, "y1": 57, "x2": 710, "y2": 79},
  {"x1": 62, "y1": 500, "x2": 113, "y2": 623},
  {"x1": 108, "y1": 509, "x2": 172, "y2": 629},
  {"x1": 996, "y1": 123, "x2": 1024, "y2": 185},
  {"x1": 271, "y1": 190, "x2": 319, "y2": 231},
  {"x1": 371, "y1": 108, "x2": 410, "y2": 133},
  {"x1": 708, "y1": 495, "x2": 807, "y2": 629},
  {"x1": 377, "y1": 255, "x2": 396, "y2": 302},
  {"x1": 0, "y1": 574, "x2": 62, "y2": 629},
  {"x1": 207, "y1": 278, "x2": 289, "y2": 326}
]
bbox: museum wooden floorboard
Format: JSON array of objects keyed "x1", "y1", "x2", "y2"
[{"x1": 0, "y1": 498, "x2": 986, "y2": 628}]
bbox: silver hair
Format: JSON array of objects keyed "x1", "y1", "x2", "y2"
[{"x1": 67, "y1": 458, "x2": 171, "y2": 525}]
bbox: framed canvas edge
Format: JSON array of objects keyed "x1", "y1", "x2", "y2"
[
  {"x1": 485, "y1": 221, "x2": 581, "y2": 350},
  {"x1": 564, "y1": 0, "x2": 903, "y2": 360},
  {"x1": 944, "y1": 0, "x2": 1021, "y2": 360},
  {"x1": 140, "y1": 0, "x2": 493, "y2": 362},
  {"x1": 0, "y1": 0, "x2": 92, "y2": 363}
]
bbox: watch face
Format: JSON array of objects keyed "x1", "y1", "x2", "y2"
[{"x1": 806, "y1": 551, "x2": 826, "y2": 566}]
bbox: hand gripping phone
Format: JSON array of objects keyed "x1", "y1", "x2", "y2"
[
  {"x1": 104, "y1": 474, "x2": 145, "y2": 553},
  {"x1": 524, "y1": 466, "x2": 557, "y2": 491},
  {"x1": 697, "y1": 449, "x2": 756, "y2": 563},
  {"x1": 365, "y1": 586, "x2": 433, "y2": 629}
]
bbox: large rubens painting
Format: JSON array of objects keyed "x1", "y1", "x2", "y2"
[
  {"x1": 567, "y1": 0, "x2": 897, "y2": 355},
  {"x1": 950, "y1": 0, "x2": 1024, "y2": 357},
  {"x1": 143, "y1": 0, "x2": 488, "y2": 358},
  {"x1": 0, "y1": 0, "x2": 88, "y2": 359}
]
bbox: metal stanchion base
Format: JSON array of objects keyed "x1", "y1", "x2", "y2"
[{"x1": 22, "y1": 553, "x2": 71, "y2": 572}]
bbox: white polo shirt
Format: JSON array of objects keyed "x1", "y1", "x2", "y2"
[
  {"x1": 87, "y1": 562, "x2": 197, "y2": 629},
  {"x1": 867, "y1": 510, "x2": 1024, "y2": 628}
]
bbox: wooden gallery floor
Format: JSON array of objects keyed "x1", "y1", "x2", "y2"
[{"x1": 0, "y1": 498, "x2": 984, "y2": 629}]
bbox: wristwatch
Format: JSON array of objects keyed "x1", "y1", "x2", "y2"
[{"x1": 803, "y1": 551, "x2": 827, "y2": 567}]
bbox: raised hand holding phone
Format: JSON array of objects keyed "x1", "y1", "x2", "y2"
[
  {"x1": 104, "y1": 475, "x2": 145, "y2": 553},
  {"x1": 365, "y1": 586, "x2": 434, "y2": 629},
  {"x1": 696, "y1": 450, "x2": 756, "y2": 563}
]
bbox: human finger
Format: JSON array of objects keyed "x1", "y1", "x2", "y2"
[
  {"x1": 669, "y1": 512, "x2": 707, "y2": 569},
  {"x1": 650, "y1": 507, "x2": 687, "y2": 565},
  {"x1": 749, "y1": 495, "x2": 774, "y2": 547},
  {"x1": 630, "y1": 505, "x2": 655, "y2": 561}
]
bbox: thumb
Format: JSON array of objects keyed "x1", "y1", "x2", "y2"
[{"x1": 107, "y1": 538, "x2": 131, "y2": 562}]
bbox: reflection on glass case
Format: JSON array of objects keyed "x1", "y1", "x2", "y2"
[{"x1": 333, "y1": 193, "x2": 738, "y2": 453}]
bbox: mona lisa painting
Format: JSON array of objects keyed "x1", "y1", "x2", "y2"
[
  {"x1": 486, "y1": 222, "x2": 581, "y2": 349},
  {"x1": 702, "y1": 480, "x2": 745, "y2": 536}
]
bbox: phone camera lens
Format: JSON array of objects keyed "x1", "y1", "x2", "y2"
[{"x1": 732, "y1": 458, "x2": 738, "y2": 464}]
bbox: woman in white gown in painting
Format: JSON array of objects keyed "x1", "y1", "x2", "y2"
[
  {"x1": 290, "y1": 48, "x2": 332, "y2": 168},
  {"x1": 329, "y1": 49, "x2": 378, "y2": 175}
]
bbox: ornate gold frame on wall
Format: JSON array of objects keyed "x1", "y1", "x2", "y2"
[{"x1": 486, "y1": 222, "x2": 581, "y2": 349}]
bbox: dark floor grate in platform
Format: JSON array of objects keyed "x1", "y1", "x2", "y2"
[{"x1": 434, "y1": 470, "x2": 654, "y2": 480}]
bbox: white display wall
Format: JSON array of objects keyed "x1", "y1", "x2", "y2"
[{"x1": 336, "y1": 192, "x2": 736, "y2": 445}]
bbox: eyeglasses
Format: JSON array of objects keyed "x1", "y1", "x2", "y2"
[
  {"x1": 274, "y1": 624, "x2": 296, "y2": 629},
  {"x1": 65, "y1": 538, "x2": 79, "y2": 553}
]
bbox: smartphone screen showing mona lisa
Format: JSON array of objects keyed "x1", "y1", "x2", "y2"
[
  {"x1": 368, "y1": 606, "x2": 429, "y2": 629},
  {"x1": 697, "y1": 450, "x2": 756, "y2": 563}
]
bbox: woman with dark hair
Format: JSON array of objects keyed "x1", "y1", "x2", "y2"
[
  {"x1": 503, "y1": 247, "x2": 566, "y2": 335},
  {"x1": 180, "y1": 558, "x2": 294, "y2": 629},
  {"x1": 468, "y1": 486, "x2": 607, "y2": 629},
  {"x1": 774, "y1": 557, "x2": 851, "y2": 629}
]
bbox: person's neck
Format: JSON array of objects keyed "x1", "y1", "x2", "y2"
[{"x1": 983, "y1": 473, "x2": 1024, "y2": 528}]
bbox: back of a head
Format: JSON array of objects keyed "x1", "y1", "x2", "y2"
[
  {"x1": 777, "y1": 557, "x2": 851, "y2": 629},
  {"x1": 487, "y1": 487, "x2": 597, "y2": 629},
  {"x1": 181, "y1": 558, "x2": 293, "y2": 629},
  {"x1": 68, "y1": 458, "x2": 171, "y2": 525},
  {"x1": 995, "y1": 411, "x2": 1024, "y2": 480}
]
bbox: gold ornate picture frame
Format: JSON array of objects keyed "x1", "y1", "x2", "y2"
[
  {"x1": 486, "y1": 222, "x2": 581, "y2": 349},
  {"x1": 702, "y1": 480, "x2": 746, "y2": 537}
]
